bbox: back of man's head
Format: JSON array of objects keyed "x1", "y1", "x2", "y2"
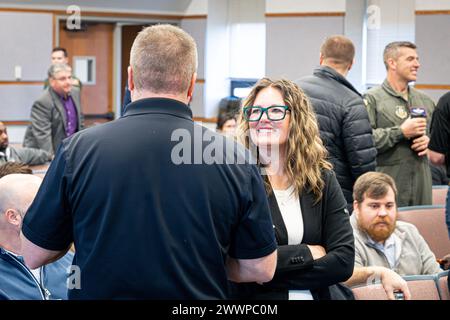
[
  {"x1": 383, "y1": 41, "x2": 417, "y2": 70},
  {"x1": 320, "y1": 35, "x2": 355, "y2": 70},
  {"x1": 129, "y1": 24, "x2": 198, "y2": 96},
  {"x1": 0, "y1": 174, "x2": 42, "y2": 223},
  {"x1": 0, "y1": 162, "x2": 32, "y2": 179},
  {"x1": 353, "y1": 171, "x2": 398, "y2": 204}
]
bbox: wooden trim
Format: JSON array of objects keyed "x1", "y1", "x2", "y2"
[
  {"x1": 415, "y1": 10, "x2": 450, "y2": 15},
  {"x1": 196, "y1": 79, "x2": 205, "y2": 84},
  {"x1": 0, "y1": 81, "x2": 44, "y2": 85},
  {"x1": 60, "y1": 10, "x2": 183, "y2": 20},
  {"x1": 1, "y1": 121, "x2": 30, "y2": 125},
  {"x1": 265, "y1": 12, "x2": 345, "y2": 18},
  {"x1": 52, "y1": 13, "x2": 56, "y2": 47},
  {"x1": 0, "y1": 7, "x2": 54, "y2": 14},
  {"x1": 182, "y1": 15, "x2": 207, "y2": 20},
  {"x1": 109, "y1": 25, "x2": 114, "y2": 114},
  {"x1": 0, "y1": 7, "x2": 183, "y2": 20},
  {"x1": 193, "y1": 117, "x2": 217, "y2": 124},
  {"x1": 415, "y1": 84, "x2": 450, "y2": 90}
]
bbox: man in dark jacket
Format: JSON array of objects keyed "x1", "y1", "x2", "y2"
[{"x1": 297, "y1": 35, "x2": 377, "y2": 212}]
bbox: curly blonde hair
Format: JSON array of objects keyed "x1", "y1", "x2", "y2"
[{"x1": 237, "y1": 78, "x2": 332, "y2": 202}]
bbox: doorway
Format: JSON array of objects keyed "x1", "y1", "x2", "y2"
[
  {"x1": 59, "y1": 21, "x2": 115, "y2": 125},
  {"x1": 120, "y1": 24, "x2": 149, "y2": 99}
]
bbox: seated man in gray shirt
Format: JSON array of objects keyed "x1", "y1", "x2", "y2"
[
  {"x1": 0, "y1": 121, "x2": 51, "y2": 166},
  {"x1": 344, "y1": 172, "x2": 442, "y2": 299}
]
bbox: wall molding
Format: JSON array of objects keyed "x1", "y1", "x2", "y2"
[
  {"x1": 416, "y1": 10, "x2": 450, "y2": 15},
  {"x1": 182, "y1": 15, "x2": 207, "y2": 20},
  {"x1": 193, "y1": 117, "x2": 216, "y2": 124},
  {"x1": 0, "y1": 7, "x2": 185, "y2": 20},
  {"x1": 4, "y1": 118, "x2": 218, "y2": 126},
  {"x1": 0, "y1": 81, "x2": 44, "y2": 85},
  {"x1": 265, "y1": 12, "x2": 345, "y2": 18},
  {"x1": 415, "y1": 84, "x2": 450, "y2": 90},
  {"x1": 1, "y1": 121, "x2": 29, "y2": 125}
]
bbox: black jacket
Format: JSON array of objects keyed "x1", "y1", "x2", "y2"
[
  {"x1": 231, "y1": 170, "x2": 355, "y2": 300},
  {"x1": 297, "y1": 66, "x2": 377, "y2": 209}
]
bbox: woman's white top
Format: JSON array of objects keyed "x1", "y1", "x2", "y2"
[{"x1": 273, "y1": 185, "x2": 313, "y2": 300}]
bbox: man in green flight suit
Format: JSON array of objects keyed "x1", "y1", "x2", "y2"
[{"x1": 364, "y1": 41, "x2": 434, "y2": 207}]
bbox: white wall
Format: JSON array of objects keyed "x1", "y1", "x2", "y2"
[
  {"x1": 266, "y1": 0, "x2": 346, "y2": 13},
  {"x1": 416, "y1": 0, "x2": 450, "y2": 10},
  {"x1": 365, "y1": 0, "x2": 415, "y2": 85},
  {"x1": 184, "y1": 0, "x2": 208, "y2": 15},
  {"x1": 0, "y1": 0, "x2": 192, "y2": 15},
  {"x1": 229, "y1": 0, "x2": 265, "y2": 79}
]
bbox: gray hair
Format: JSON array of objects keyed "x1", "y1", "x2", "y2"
[
  {"x1": 48, "y1": 63, "x2": 71, "y2": 78},
  {"x1": 383, "y1": 41, "x2": 417, "y2": 70},
  {"x1": 130, "y1": 24, "x2": 198, "y2": 95}
]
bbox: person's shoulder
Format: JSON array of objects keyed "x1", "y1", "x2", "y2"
[
  {"x1": 320, "y1": 168, "x2": 339, "y2": 187},
  {"x1": 34, "y1": 88, "x2": 53, "y2": 104},
  {"x1": 410, "y1": 87, "x2": 435, "y2": 104},
  {"x1": 437, "y1": 92, "x2": 450, "y2": 109},
  {"x1": 395, "y1": 220, "x2": 421, "y2": 236},
  {"x1": 364, "y1": 84, "x2": 383, "y2": 97}
]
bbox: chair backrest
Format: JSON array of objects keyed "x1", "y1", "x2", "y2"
[
  {"x1": 352, "y1": 283, "x2": 389, "y2": 300},
  {"x1": 436, "y1": 271, "x2": 450, "y2": 300},
  {"x1": 397, "y1": 205, "x2": 450, "y2": 260},
  {"x1": 432, "y1": 185, "x2": 448, "y2": 205},
  {"x1": 403, "y1": 275, "x2": 441, "y2": 300},
  {"x1": 352, "y1": 272, "x2": 449, "y2": 300}
]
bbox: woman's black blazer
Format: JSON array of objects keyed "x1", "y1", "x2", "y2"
[{"x1": 232, "y1": 169, "x2": 355, "y2": 300}]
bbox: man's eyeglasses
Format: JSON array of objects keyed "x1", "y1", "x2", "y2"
[{"x1": 243, "y1": 106, "x2": 290, "y2": 122}]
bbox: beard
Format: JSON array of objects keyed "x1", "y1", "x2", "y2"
[{"x1": 359, "y1": 217, "x2": 396, "y2": 243}]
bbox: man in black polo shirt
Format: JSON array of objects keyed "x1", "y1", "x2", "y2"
[
  {"x1": 20, "y1": 24, "x2": 277, "y2": 299},
  {"x1": 429, "y1": 91, "x2": 450, "y2": 239}
]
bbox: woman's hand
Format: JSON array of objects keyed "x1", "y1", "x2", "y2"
[{"x1": 307, "y1": 245, "x2": 326, "y2": 260}]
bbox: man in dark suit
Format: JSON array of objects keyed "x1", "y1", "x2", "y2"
[
  {"x1": 23, "y1": 63, "x2": 83, "y2": 155},
  {"x1": 297, "y1": 35, "x2": 377, "y2": 213}
]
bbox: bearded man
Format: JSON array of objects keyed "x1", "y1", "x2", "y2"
[{"x1": 343, "y1": 172, "x2": 442, "y2": 299}]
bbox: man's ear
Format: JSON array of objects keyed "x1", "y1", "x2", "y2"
[
  {"x1": 348, "y1": 59, "x2": 354, "y2": 72},
  {"x1": 353, "y1": 201, "x2": 359, "y2": 217},
  {"x1": 319, "y1": 53, "x2": 325, "y2": 65},
  {"x1": 48, "y1": 77, "x2": 56, "y2": 89},
  {"x1": 387, "y1": 58, "x2": 396, "y2": 71},
  {"x1": 127, "y1": 66, "x2": 135, "y2": 92},
  {"x1": 187, "y1": 72, "x2": 197, "y2": 103},
  {"x1": 5, "y1": 209, "x2": 22, "y2": 227}
]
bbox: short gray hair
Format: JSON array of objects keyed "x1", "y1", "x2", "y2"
[
  {"x1": 383, "y1": 41, "x2": 417, "y2": 70},
  {"x1": 48, "y1": 63, "x2": 71, "y2": 78},
  {"x1": 130, "y1": 24, "x2": 198, "y2": 95}
]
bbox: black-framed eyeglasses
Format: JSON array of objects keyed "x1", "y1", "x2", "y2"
[{"x1": 243, "y1": 106, "x2": 290, "y2": 122}]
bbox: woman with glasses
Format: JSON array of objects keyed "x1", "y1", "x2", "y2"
[{"x1": 235, "y1": 78, "x2": 355, "y2": 300}]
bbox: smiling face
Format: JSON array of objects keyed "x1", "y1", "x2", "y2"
[
  {"x1": 390, "y1": 47, "x2": 420, "y2": 82},
  {"x1": 248, "y1": 87, "x2": 290, "y2": 150},
  {"x1": 354, "y1": 187, "x2": 397, "y2": 244},
  {"x1": 49, "y1": 69, "x2": 73, "y2": 97}
]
